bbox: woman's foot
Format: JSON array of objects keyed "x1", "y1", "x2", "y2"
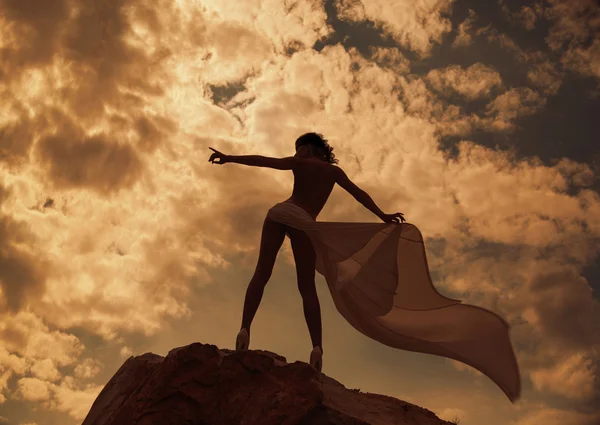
[
  {"x1": 236, "y1": 328, "x2": 249, "y2": 351},
  {"x1": 309, "y1": 345, "x2": 322, "y2": 372}
]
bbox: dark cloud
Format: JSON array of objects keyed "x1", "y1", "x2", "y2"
[
  {"x1": 135, "y1": 116, "x2": 176, "y2": 153},
  {"x1": 528, "y1": 267, "x2": 600, "y2": 350},
  {"x1": 0, "y1": 184, "x2": 47, "y2": 312},
  {"x1": 544, "y1": 0, "x2": 600, "y2": 65},
  {"x1": 0, "y1": 0, "x2": 177, "y2": 191},
  {"x1": 35, "y1": 112, "x2": 144, "y2": 195},
  {"x1": 61, "y1": 0, "x2": 164, "y2": 118},
  {"x1": 0, "y1": 107, "x2": 46, "y2": 169},
  {"x1": 406, "y1": 1, "x2": 600, "y2": 168},
  {"x1": 0, "y1": 0, "x2": 70, "y2": 78},
  {"x1": 0, "y1": 0, "x2": 152, "y2": 96}
]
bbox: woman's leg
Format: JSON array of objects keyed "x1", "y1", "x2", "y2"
[
  {"x1": 288, "y1": 227, "x2": 322, "y2": 351},
  {"x1": 240, "y1": 217, "x2": 286, "y2": 334}
]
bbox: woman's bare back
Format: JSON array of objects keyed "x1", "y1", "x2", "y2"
[{"x1": 284, "y1": 158, "x2": 337, "y2": 220}]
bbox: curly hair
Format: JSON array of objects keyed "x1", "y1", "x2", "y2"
[{"x1": 295, "y1": 132, "x2": 339, "y2": 165}]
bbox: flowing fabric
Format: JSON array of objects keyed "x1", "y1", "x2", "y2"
[{"x1": 267, "y1": 200, "x2": 521, "y2": 403}]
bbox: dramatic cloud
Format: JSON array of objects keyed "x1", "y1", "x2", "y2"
[
  {"x1": 35, "y1": 116, "x2": 145, "y2": 195},
  {"x1": 0, "y1": 184, "x2": 47, "y2": 312},
  {"x1": 499, "y1": 1, "x2": 544, "y2": 31},
  {"x1": 0, "y1": 312, "x2": 83, "y2": 367},
  {"x1": 452, "y1": 8, "x2": 476, "y2": 48},
  {"x1": 0, "y1": 0, "x2": 598, "y2": 424},
  {"x1": 30, "y1": 359, "x2": 61, "y2": 383},
  {"x1": 481, "y1": 87, "x2": 546, "y2": 131},
  {"x1": 16, "y1": 378, "x2": 51, "y2": 402},
  {"x1": 46, "y1": 377, "x2": 103, "y2": 421},
  {"x1": 0, "y1": 347, "x2": 27, "y2": 403},
  {"x1": 336, "y1": 0, "x2": 455, "y2": 55},
  {"x1": 515, "y1": 403, "x2": 600, "y2": 425},
  {"x1": 368, "y1": 47, "x2": 411, "y2": 73},
  {"x1": 544, "y1": 0, "x2": 600, "y2": 81},
  {"x1": 526, "y1": 60, "x2": 563, "y2": 95},
  {"x1": 529, "y1": 351, "x2": 597, "y2": 400},
  {"x1": 73, "y1": 359, "x2": 102, "y2": 380},
  {"x1": 426, "y1": 63, "x2": 503, "y2": 100}
]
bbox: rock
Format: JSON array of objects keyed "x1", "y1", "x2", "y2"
[{"x1": 82, "y1": 343, "x2": 455, "y2": 425}]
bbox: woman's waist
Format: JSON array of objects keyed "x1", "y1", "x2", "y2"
[{"x1": 270, "y1": 200, "x2": 316, "y2": 221}]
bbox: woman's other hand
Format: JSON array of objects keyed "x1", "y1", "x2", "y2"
[{"x1": 379, "y1": 212, "x2": 405, "y2": 223}]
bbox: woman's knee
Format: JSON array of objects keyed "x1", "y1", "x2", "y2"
[
  {"x1": 297, "y1": 278, "x2": 317, "y2": 297},
  {"x1": 251, "y1": 267, "x2": 272, "y2": 285}
]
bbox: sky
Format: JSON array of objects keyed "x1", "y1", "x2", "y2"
[{"x1": 0, "y1": 0, "x2": 599, "y2": 424}]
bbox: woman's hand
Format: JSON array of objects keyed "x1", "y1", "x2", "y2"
[
  {"x1": 208, "y1": 147, "x2": 230, "y2": 165},
  {"x1": 379, "y1": 212, "x2": 405, "y2": 223}
]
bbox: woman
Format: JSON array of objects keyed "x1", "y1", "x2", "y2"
[{"x1": 208, "y1": 133, "x2": 521, "y2": 403}]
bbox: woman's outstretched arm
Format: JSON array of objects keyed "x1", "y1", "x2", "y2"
[
  {"x1": 227, "y1": 155, "x2": 298, "y2": 170},
  {"x1": 209, "y1": 148, "x2": 297, "y2": 170}
]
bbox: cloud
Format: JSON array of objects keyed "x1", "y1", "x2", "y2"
[
  {"x1": 398, "y1": 75, "x2": 472, "y2": 136},
  {"x1": 526, "y1": 59, "x2": 563, "y2": 95},
  {"x1": 530, "y1": 351, "x2": 597, "y2": 400},
  {"x1": 30, "y1": 359, "x2": 61, "y2": 383},
  {"x1": 398, "y1": 78, "x2": 547, "y2": 136},
  {"x1": 119, "y1": 346, "x2": 133, "y2": 358},
  {"x1": 499, "y1": 1, "x2": 544, "y2": 31},
  {"x1": 527, "y1": 268, "x2": 600, "y2": 351},
  {"x1": 34, "y1": 112, "x2": 145, "y2": 195},
  {"x1": 515, "y1": 403, "x2": 600, "y2": 425},
  {"x1": 481, "y1": 28, "x2": 565, "y2": 97},
  {"x1": 0, "y1": 312, "x2": 83, "y2": 367},
  {"x1": 517, "y1": 5, "x2": 543, "y2": 31},
  {"x1": 0, "y1": 0, "x2": 168, "y2": 120},
  {"x1": 438, "y1": 249, "x2": 600, "y2": 404},
  {"x1": 426, "y1": 63, "x2": 503, "y2": 100},
  {"x1": 15, "y1": 375, "x2": 103, "y2": 421},
  {"x1": 452, "y1": 8, "x2": 476, "y2": 48},
  {"x1": 0, "y1": 0, "x2": 176, "y2": 172},
  {"x1": 335, "y1": 0, "x2": 455, "y2": 55},
  {"x1": 15, "y1": 378, "x2": 51, "y2": 402},
  {"x1": 0, "y1": 313, "x2": 104, "y2": 420},
  {"x1": 200, "y1": 0, "x2": 330, "y2": 54},
  {"x1": 368, "y1": 47, "x2": 411, "y2": 73},
  {"x1": 481, "y1": 87, "x2": 546, "y2": 131},
  {"x1": 74, "y1": 358, "x2": 102, "y2": 380},
  {"x1": 0, "y1": 0, "x2": 71, "y2": 76},
  {"x1": 443, "y1": 142, "x2": 598, "y2": 245},
  {"x1": 544, "y1": 0, "x2": 600, "y2": 82},
  {"x1": 0, "y1": 347, "x2": 27, "y2": 403},
  {"x1": 47, "y1": 378, "x2": 103, "y2": 421},
  {"x1": 416, "y1": 140, "x2": 600, "y2": 404},
  {"x1": 0, "y1": 184, "x2": 47, "y2": 312}
]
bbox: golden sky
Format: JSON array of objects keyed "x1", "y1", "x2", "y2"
[{"x1": 1, "y1": 0, "x2": 599, "y2": 424}]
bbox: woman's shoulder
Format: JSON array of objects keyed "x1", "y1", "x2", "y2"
[
  {"x1": 293, "y1": 158, "x2": 338, "y2": 174},
  {"x1": 294, "y1": 157, "x2": 335, "y2": 165}
]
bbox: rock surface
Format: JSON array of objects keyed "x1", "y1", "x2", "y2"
[{"x1": 82, "y1": 343, "x2": 455, "y2": 425}]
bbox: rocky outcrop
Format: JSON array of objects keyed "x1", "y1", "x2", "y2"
[{"x1": 82, "y1": 343, "x2": 455, "y2": 425}]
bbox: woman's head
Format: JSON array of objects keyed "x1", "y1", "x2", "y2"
[{"x1": 295, "y1": 132, "x2": 339, "y2": 164}]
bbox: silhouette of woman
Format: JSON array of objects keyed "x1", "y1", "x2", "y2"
[{"x1": 208, "y1": 133, "x2": 521, "y2": 402}]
